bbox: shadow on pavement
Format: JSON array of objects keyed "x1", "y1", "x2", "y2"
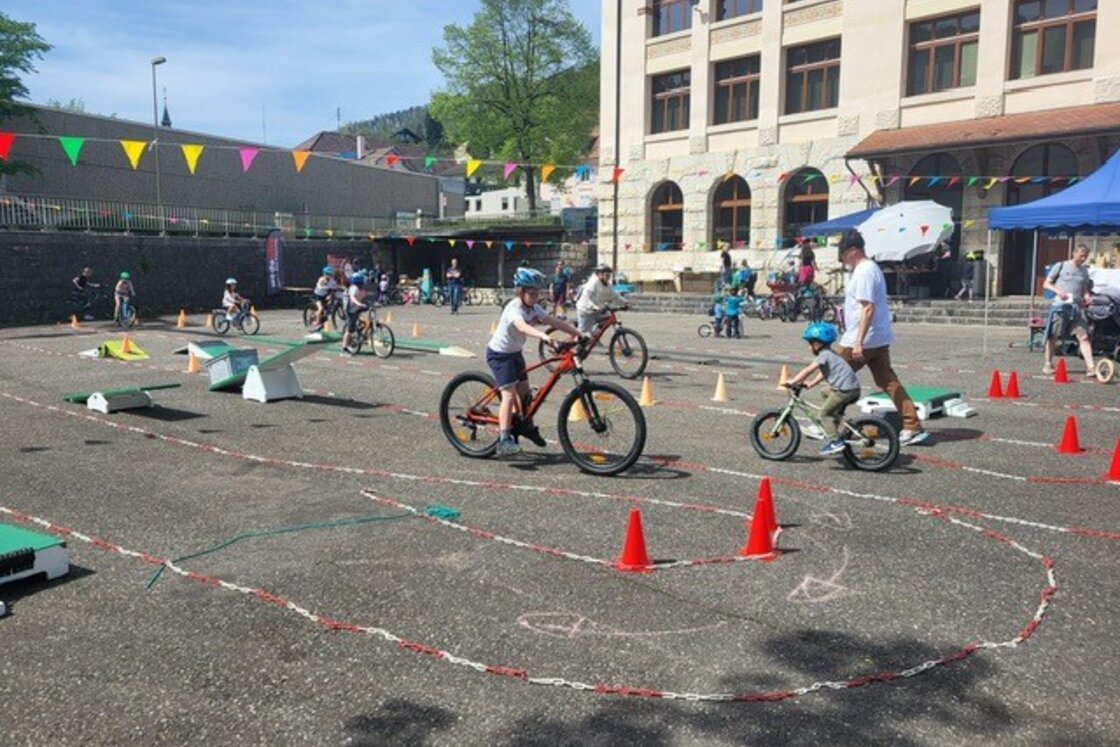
[
  {"x1": 0, "y1": 564, "x2": 95, "y2": 607},
  {"x1": 342, "y1": 699, "x2": 456, "y2": 747}
]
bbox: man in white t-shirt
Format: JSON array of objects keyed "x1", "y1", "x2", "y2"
[{"x1": 836, "y1": 229, "x2": 929, "y2": 446}]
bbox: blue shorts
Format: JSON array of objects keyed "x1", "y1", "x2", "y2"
[{"x1": 486, "y1": 349, "x2": 527, "y2": 389}]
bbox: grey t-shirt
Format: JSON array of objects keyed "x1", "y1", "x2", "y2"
[
  {"x1": 815, "y1": 348, "x2": 860, "y2": 393},
  {"x1": 1047, "y1": 261, "x2": 1092, "y2": 301}
]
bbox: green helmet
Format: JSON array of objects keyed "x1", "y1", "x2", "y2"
[{"x1": 120, "y1": 271, "x2": 131, "y2": 280}]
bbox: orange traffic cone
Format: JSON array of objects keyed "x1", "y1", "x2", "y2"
[
  {"x1": 988, "y1": 370, "x2": 1004, "y2": 398},
  {"x1": 70, "y1": 314, "x2": 81, "y2": 330},
  {"x1": 711, "y1": 373, "x2": 729, "y2": 402},
  {"x1": 121, "y1": 334, "x2": 134, "y2": 355},
  {"x1": 385, "y1": 310, "x2": 393, "y2": 324},
  {"x1": 1106, "y1": 439, "x2": 1120, "y2": 482},
  {"x1": 568, "y1": 398, "x2": 588, "y2": 422},
  {"x1": 323, "y1": 318, "x2": 334, "y2": 333},
  {"x1": 1056, "y1": 415, "x2": 1084, "y2": 454},
  {"x1": 186, "y1": 351, "x2": 201, "y2": 374},
  {"x1": 638, "y1": 376, "x2": 656, "y2": 407},
  {"x1": 776, "y1": 365, "x2": 790, "y2": 390},
  {"x1": 411, "y1": 322, "x2": 420, "y2": 338},
  {"x1": 176, "y1": 309, "x2": 187, "y2": 328},
  {"x1": 1005, "y1": 371, "x2": 1022, "y2": 399},
  {"x1": 206, "y1": 312, "x2": 215, "y2": 331},
  {"x1": 1054, "y1": 358, "x2": 1070, "y2": 384},
  {"x1": 615, "y1": 510, "x2": 653, "y2": 573}
]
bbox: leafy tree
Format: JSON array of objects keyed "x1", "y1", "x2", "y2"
[
  {"x1": 430, "y1": 0, "x2": 598, "y2": 212},
  {"x1": 0, "y1": 12, "x2": 51, "y2": 175},
  {"x1": 46, "y1": 97, "x2": 86, "y2": 113}
]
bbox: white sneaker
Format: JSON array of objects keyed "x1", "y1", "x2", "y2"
[
  {"x1": 803, "y1": 423, "x2": 827, "y2": 440},
  {"x1": 899, "y1": 429, "x2": 930, "y2": 446}
]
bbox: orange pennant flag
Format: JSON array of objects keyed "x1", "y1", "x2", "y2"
[
  {"x1": 180, "y1": 144, "x2": 204, "y2": 175},
  {"x1": 120, "y1": 140, "x2": 148, "y2": 170},
  {"x1": 465, "y1": 159, "x2": 482, "y2": 178},
  {"x1": 292, "y1": 150, "x2": 312, "y2": 173},
  {"x1": 541, "y1": 163, "x2": 556, "y2": 183}
]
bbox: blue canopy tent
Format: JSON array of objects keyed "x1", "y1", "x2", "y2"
[
  {"x1": 799, "y1": 207, "x2": 880, "y2": 238},
  {"x1": 984, "y1": 148, "x2": 1120, "y2": 352}
]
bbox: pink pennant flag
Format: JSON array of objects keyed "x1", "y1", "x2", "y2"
[
  {"x1": 625, "y1": 243, "x2": 632, "y2": 252},
  {"x1": 405, "y1": 235, "x2": 416, "y2": 247},
  {"x1": 849, "y1": 174, "x2": 862, "y2": 186},
  {"x1": 503, "y1": 162, "x2": 518, "y2": 180},
  {"x1": 465, "y1": 240, "x2": 475, "y2": 250},
  {"x1": 885, "y1": 175, "x2": 901, "y2": 188},
  {"x1": 239, "y1": 147, "x2": 260, "y2": 173},
  {"x1": 0, "y1": 132, "x2": 16, "y2": 161}
]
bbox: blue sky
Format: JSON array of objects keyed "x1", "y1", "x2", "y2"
[{"x1": 10, "y1": 0, "x2": 602, "y2": 147}]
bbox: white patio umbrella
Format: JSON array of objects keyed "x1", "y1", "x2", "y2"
[{"x1": 857, "y1": 200, "x2": 954, "y2": 263}]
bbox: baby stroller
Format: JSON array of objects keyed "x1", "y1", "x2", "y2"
[{"x1": 1087, "y1": 288, "x2": 1120, "y2": 381}]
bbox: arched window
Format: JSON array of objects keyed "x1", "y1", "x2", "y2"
[
  {"x1": 783, "y1": 168, "x2": 828, "y2": 241},
  {"x1": 906, "y1": 152, "x2": 963, "y2": 253},
  {"x1": 650, "y1": 181, "x2": 684, "y2": 251},
  {"x1": 713, "y1": 176, "x2": 751, "y2": 248},
  {"x1": 1007, "y1": 143, "x2": 1078, "y2": 206}
]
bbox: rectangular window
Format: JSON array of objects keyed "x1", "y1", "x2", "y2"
[
  {"x1": 501, "y1": 197, "x2": 509, "y2": 211},
  {"x1": 905, "y1": 9, "x2": 980, "y2": 96},
  {"x1": 717, "y1": 0, "x2": 763, "y2": 21},
  {"x1": 1010, "y1": 0, "x2": 1095, "y2": 79},
  {"x1": 714, "y1": 55, "x2": 761, "y2": 124},
  {"x1": 652, "y1": 0, "x2": 691, "y2": 37},
  {"x1": 651, "y1": 70, "x2": 691, "y2": 133},
  {"x1": 785, "y1": 39, "x2": 840, "y2": 115}
]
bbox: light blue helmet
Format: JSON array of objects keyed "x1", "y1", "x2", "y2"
[
  {"x1": 802, "y1": 322, "x2": 837, "y2": 345},
  {"x1": 323, "y1": 265, "x2": 335, "y2": 276},
  {"x1": 513, "y1": 268, "x2": 546, "y2": 289}
]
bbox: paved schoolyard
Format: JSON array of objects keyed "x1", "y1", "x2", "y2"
[{"x1": 1, "y1": 305, "x2": 1118, "y2": 746}]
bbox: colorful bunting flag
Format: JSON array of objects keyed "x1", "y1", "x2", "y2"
[
  {"x1": 239, "y1": 147, "x2": 260, "y2": 173},
  {"x1": 52, "y1": 136, "x2": 84, "y2": 166},
  {"x1": 465, "y1": 239, "x2": 475, "y2": 249},
  {"x1": 424, "y1": 156, "x2": 437, "y2": 171},
  {"x1": 908, "y1": 176, "x2": 921, "y2": 187},
  {"x1": 885, "y1": 175, "x2": 901, "y2": 188},
  {"x1": 541, "y1": 164, "x2": 556, "y2": 183},
  {"x1": 386, "y1": 154, "x2": 399, "y2": 168},
  {"x1": 504, "y1": 240, "x2": 514, "y2": 251},
  {"x1": 292, "y1": 150, "x2": 312, "y2": 173},
  {"x1": 0, "y1": 132, "x2": 14, "y2": 161},
  {"x1": 485, "y1": 240, "x2": 494, "y2": 249},
  {"x1": 120, "y1": 140, "x2": 147, "y2": 170},
  {"x1": 405, "y1": 235, "x2": 416, "y2": 246},
  {"x1": 448, "y1": 239, "x2": 457, "y2": 248},
  {"x1": 503, "y1": 162, "x2": 518, "y2": 180},
  {"x1": 966, "y1": 176, "x2": 979, "y2": 188},
  {"x1": 777, "y1": 172, "x2": 790, "y2": 183},
  {"x1": 927, "y1": 177, "x2": 943, "y2": 187},
  {"x1": 612, "y1": 167, "x2": 624, "y2": 183},
  {"x1": 180, "y1": 144, "x2": 204, "y2": 175},
  {"x1": 919, "y1": 224, "x2": 929, "y2": 236},
  {"x1": 466, "y1": 160, "x2": 482, "y2": 178},
  {"x1": 964, "y1": 219, "x2": 975, "y2": 228},
  {"x1": 947, "y1": 176, "x2": 961, "y2": 188}
]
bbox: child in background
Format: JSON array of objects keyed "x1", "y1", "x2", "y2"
[
  {"x1": 785, "y1": 322, "x2": 861, "y2": 456},
  {"x1": 378, "y1": 274, "x2": 390, "y2": 306},
  {"x1": 222, "y1": 278, "x2": 246, "y2": 320},
  {"x1": 312, "y1": 265, "x2": 338, "y2": 329},
  {"x1": 342, "y1": 273, "x2": 370, "y2": 355},
  {"x1": 710, "y1": 287, "x2": 728, "y2": 337},
  {"x1": 724, "y1": 290, "x2": 744, "y2": 339},
  {"x1": 113, "y1": 271, "x2": 134, "y2": 323}
]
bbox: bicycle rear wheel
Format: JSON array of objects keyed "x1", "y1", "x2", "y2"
[
  {"x1": 213, "y1": 315, "x2": 231, "y2": 335},
  {"x1": 557, "y1": 382, "x2": 646, "y2": 476},
  {"x1": 372, "y1": 323, "x2": 395, "y2": 358},
  {"x1": 302, "y1": 303, "x2": 320, "y2": 328},
  {"x1": 841, "y1": 417, "x2": 899, "y2": 472},
  {"x1": 440, "y1": 372, "x2": 501, "y2": 458},
  {"x1": 608, "y1": 328, "x2": 648, "y2": 379},
  {"x1": 697, "y1": 323, "x2": 712, "y2": 338}
]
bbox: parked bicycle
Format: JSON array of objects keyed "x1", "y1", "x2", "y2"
[
  {"x1": 348, "y1": 307, "x2": 395, "y2": 358},
  {"x1": 749, "y1": 383, "x2": 898, "y2": 472},
  {"x1": 439, "y1": 338, "x2": 646, "y2": 475},
  {"x1": 536, "y1": 306, "x2": 647, "y2": 379}
]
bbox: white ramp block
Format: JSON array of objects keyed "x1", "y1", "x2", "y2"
[
  {"x1": 242, "y1": 364, "x2": 304, "y2": 403},
  {"x1": 87, "y1": 390, "x2": 152, "y2": 414}
]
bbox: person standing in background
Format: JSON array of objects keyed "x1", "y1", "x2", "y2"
[{"x1": 446, "y1": 257, "x2": 463, "y2": 314}]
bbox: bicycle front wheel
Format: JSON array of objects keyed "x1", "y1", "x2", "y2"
[
  {"x1": 440, "y1": 372, "x2": 502, "y2": 458},
  {"x1": 119, "y1": 304, "x2": 137, "y2": 328},
  {"x1": 841, "y1": 417, "x2": 899, "y2": 472},
  {"x1": 240, "y1": 313, "x2": 260, "y2": 335},
  {"x1": 608, "y1": 328, "x2": 648, "y2": 379},
  {"x1": 302, "y1": 303, "x2": 319, "y2": 328},
  {"x1": 697, "y1": 324, "x2": 712, "y2": 338},
  {"x1": 557, "y1": 382, "x2": 646, "y2": 476},
  {"x1": 749, "y1": 410, "x2": 801, "y2": 460},
  {"x1": 372, "y1": 324, "x2": 395, "y2": 358}
]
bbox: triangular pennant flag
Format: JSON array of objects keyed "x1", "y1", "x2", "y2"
[
  {"x1": 504, "y1": 240, "x2": 514, "y2": 251},
  {"x1": 0, "y1": 132, "x2": 15, "y2": 161},
  {"x1": 120, "y1": 140, "x2": 147, "y2": 170},
  {"x1": 966, "y1": 176, "x2": 979, "y2": 188},
  {"x1": 466, "y1": 159, "x2": 482, "y2": 178},
  {"x1": 909, "y1": 176, "x2": 922, "y2": 187},
  {"x1": 985, "y1": 177, "x2": 999, "y2": 189},
  {"x1": 777, "y1": 172, "x2": 790, "y2": 183},
  {"x1": 697, "y1": 241, "x2": 706, "y2": 250},
  {"x1": 947, "y1": 176, "x2": 961, "y2": 188},
  {"x1": 624, "y1": 243, "x2": 633, "y2": 252},
  {"x1": 774, "y1": 238, "x2": 784, "y2": 248},
  {"x1": 386, "y1": 154, "x2": 399, "y2": 168},
  {"x1": 1067, "y1": 177, "x2": 1080, "y2": 185},
  {"x1": 803, "y1": 173, "x2": 819, "y2": 184},
  {"x1": 1031, "y1": 176, "x2": 1047, "y2": 184},
  {"x1": 424, "y1": 155, "x2": 437, "y2": 170},
  {"x1": 58, "y1": 136, "x2": 85, "y2": 166},
  {"x1": 426, "y1": 236, "x2": 436, "y2": 243},
  {"x1": 868, "y1": 175, "x2": 881, "y2": 185},
  {"x1": 485, "y1": 240, "x2": 494, "y2": 249},
  {"x1": 541, "y1": 163, "x2": 556, "y2": 183},
  {"x1": 828, "y1": 173, "x2": 841, "y2": 184},
  {"x1": 465, "y1": 239, "x2": 475, "y2": 249},
  {"x1": 448, "y1": 239, "x2": 457, "y2": 248},
  {"x1": 964, "y1": 219, "x2": 975, "y2": 228},
  {"x1": 574, "y1": 165, "x2": 591, "y2": 180},
  {"x1": 998, "y1": 176, "x2": 1012, "y2": 183},
  {"x1": 180, "y1": 144, "x2": 204, "y2": 175},
  {"x1": 239, "y1": 147, "x2": 260, "y2": 173},
  {"x1": 848, "y1": 173, "x2": 862, "y2": 186},
  {"x1": 658, "y1": 242, "x2": 669, "y2": 252},
  {"x1": 899, "y1": 226, "x2": 907, "y2": 233},
  {"x1": 919, "y1": 224, "x2": 929, "y2": 236},
  {"x1": 885, "y1": 175, "x2": 901, "y2": 187},
  {"x1": 503, "y1": 162, "x2": 518, "y2": 180},
  {"x1": 612, "y1": 167, "x2": 624, "y2": 183},
  {"x1": 292, "y1": 150, "x2": 312, "y2": 173},
  {"x1": 524, "y1": 241, "x2": 534, "y2": 248},
  {"x1": 927, "y1": 176, "x2": 943, "y2": 187},
  {"x1": 405, "y1": 235, "x2": 416, "y2": 246}
]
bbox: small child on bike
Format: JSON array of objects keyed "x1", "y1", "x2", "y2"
[
  {"x1": 72, "y1": 267, "x2": 100, "y2": 320},
  {"x1": 785, "y1": 322, "x2": 861, "y2": 456},
  {"x1": 222, "y1": 278, "x2": 247, "y2": 320},
  {"x1": 575, "y1": 263, "x2": 627, "y2": 337},
  {"x1": 113, "y1": 271, "x2": 134, "y2": 323},
  {"x1": 342, "y1": 272, "x2": 370, "y2": 355},
  {"x1": 312, "y1": 265, "x2": 338, "y2": 330},
  {"x1": 724, "y1": 290, "x2": 744, "y2": 339},
  {"x1": 488, "y1": 268, "x2": 584, "y2": 457}
]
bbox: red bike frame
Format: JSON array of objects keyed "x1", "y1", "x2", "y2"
[{"x1": 463, "y1": 342, "x2": 585, "y2": 428}]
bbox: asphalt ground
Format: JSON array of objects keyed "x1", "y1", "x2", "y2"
[{"x1": 1, "y1": 304, "x2": 1118, "y2": 746}]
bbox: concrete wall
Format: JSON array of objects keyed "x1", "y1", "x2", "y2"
[{"x1": 2, "y1": 106, "x2": 440, "y2": 220}]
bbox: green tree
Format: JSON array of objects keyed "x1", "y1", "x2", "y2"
[
  {"x1": 430, "y1": 0, "x2": 598, "y2": 212},
  {"x1": 0, "y1": 12, "x2": 51, "y2": 175}
]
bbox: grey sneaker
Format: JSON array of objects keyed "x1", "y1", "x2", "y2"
[
  {"x1": 496, "y1": 437, "x2": 522, "y2": 457},
  {"x1": 899, "y1": 429, "x2": 930, "y2": 446}
]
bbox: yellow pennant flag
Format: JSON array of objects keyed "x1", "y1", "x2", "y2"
[
  {"x1": 448, "y1": 239, "x2": 457, "y2": 248},
  {"x1": 120, "y1": 140, "x2": 148, "y2": 170},
  {"x1": 292, "y1": 150, "x2": 312, "y2": 173},
  {"x1": 829, "y1": 173, "x2": 841, "y2": 184},
  {"x1": 541, "y1": 164, "x2": 556, "y2": 183},
  {"x1": 465, "y1": 159, "x2": 482, "y2": 178},
  {"x1": 180, "y1": 144, "x2": 204, "y2": 175}
]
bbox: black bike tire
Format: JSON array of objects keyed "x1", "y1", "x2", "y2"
[
  {"x1": 698, "y1": 324, "x2": 712, "y2": 338},
  {"x1": 213, "y1": 316, "x2": 231, "y2": 335},
  {"x1": 556, "y1": 382, "x2": 646, "y2": 476},
  {"x1": 120, "y1": 304, "x2": 137, "y2": 329},
  {"x1": 841, "y1": 417, "x2": 899, "y2": 472},
  {"x1": 749, "y1": 410, "x2": 801, "y2": 460},
  {"x1": 608, "y1": 328, "x2": 648, "y2": 379},
  {"x1": 241, "y1": 313, "x2": 260, "y2": 335},
  {"x1": 302, "y1": 303, "x2": 319, "y2": 328},
  {"x1": 372, "y1": 324, "x2": 395, "y2": 358},
  {"x1": 439, "y1": 371, "x2": 501, "y2": 458}
]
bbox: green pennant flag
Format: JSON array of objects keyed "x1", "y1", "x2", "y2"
[
  {"x1": 966, "y1": 176, "x2": 979, "y2": 188},
  {"x1": 58, "y1": 136, "x2": 86, "y2": 166},
  {"x1": 424, "y1": 155, "x2": 436, "y2": 170}
]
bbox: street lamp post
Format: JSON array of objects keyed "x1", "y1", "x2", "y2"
[
  {"x1": 151, "y1": 56, "x2": 166, "y2": 234},
  {"x1": 611, "y1": 0, "x2": 621, "y2": 272}
]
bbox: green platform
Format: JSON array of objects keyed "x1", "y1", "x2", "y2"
[
  {"x1": 62, "y1": 382, "x2": 180, "y2": 405},
  {"x1": 0, "y1": 523, "x2": 70, "y2": 585}
]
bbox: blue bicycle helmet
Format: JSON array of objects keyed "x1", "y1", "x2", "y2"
[
  {"x1": 323, "y1": 265, "x2": 335, "y2": 276},
  {"x1": 513, "y1": 268, "x2": 546, "y2": 289},
  {"x1": 801, "y1": 322, "x2": 838, "y2": 345},
  {"x1": 350, "y1": 272, "x2": 366, "y2": 287}
]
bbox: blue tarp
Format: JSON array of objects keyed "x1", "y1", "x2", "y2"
[
  {"x1": 798, "y1": 207, "x2": 880, "y2": 237},
  {"x1": 989, "y1": 149, "x2": 1120, "y2": 230}
]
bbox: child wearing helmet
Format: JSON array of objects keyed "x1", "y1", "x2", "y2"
[
  {"x1": 113, "y1": 271, "x2": 134, "y2": 323},
  {"x1": 575, "y1": 263, "x2": 628, "y2": 336},
  {"x1": 341, "y1": 272, "x2": 370, "y2": 354},
  {"x1": 487, "y1": 267, "x2": 584, "y2": 456},
  {"x1": 222, "y1": 278, "x2": 247, "y2": 320},
  {"x1": 785, "y1": 322, "x2": 861, "y2": 456},
  {"x1": 724, "y1": 288, "x2": 744, "y2": 339},
  {"x1": 312, "y1": 265, "x2": 339, "y2": 330}
]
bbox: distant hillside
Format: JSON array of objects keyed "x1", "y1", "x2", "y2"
[{"x1": 342, "y1": 105, "x2": 445, "y2": 150}]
